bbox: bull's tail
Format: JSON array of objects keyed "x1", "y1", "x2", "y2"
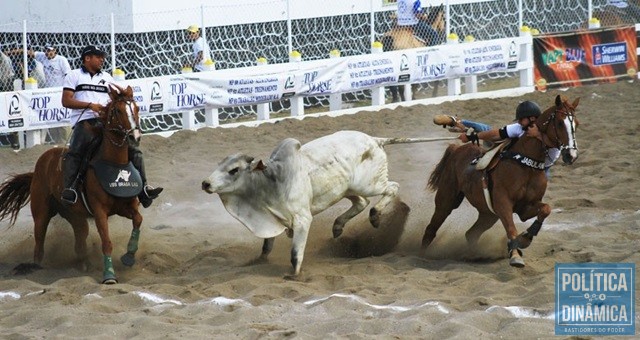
[
  {"x1": 428, "y1": 145, "x2": 457, "y2": 191},
  {"x1": 0, "y1": 172, "x2": 33, "y2": 226},
  {"x1": 377, "y1": 136, "x2": 458, "y2": 147}
]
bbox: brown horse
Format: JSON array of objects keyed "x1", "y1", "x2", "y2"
[
  {"x1": 381, "y1": 26, "x2": 425, "y2": 102},
  {"x1": 422, "y1": 95, "x2": 580, "y2": 267},
  {"x1": 0, "y1": 84, "x2": 145, "y2": 284}
]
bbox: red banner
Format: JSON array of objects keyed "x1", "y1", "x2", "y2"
[{"x1": 533, "y1": 26, "x2": 637, "y2": 90}]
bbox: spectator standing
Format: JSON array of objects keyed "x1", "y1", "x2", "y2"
[
  {"x1": 33, "y1": 45, "x2": 71, "y2": 88},
  {"x1": 34, "y1": 45, "x2": 72, "y2": 143},
  {"x1": 186, "y1": 25, "x2": 211, "y2": 72}
]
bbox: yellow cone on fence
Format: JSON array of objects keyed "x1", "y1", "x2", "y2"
[
  {"x1": 181, "y1": 66, "x2": 193, "y2": 74},
  {"x1": 256, "y1": 57, "x2": 268, "y2": 65},
  {"x1": 588, "y1": 17, "x2": 601, "y2": 29},
  {"x1": 25, "y1": 77, "x2": 38, "y2": 89},
  {"x1": 329, "y1": 49, "x2": 340, "y2": 58},
  {"x1": 113, "y1": 68, "x2": 125, "y2": 81},
  {"x1": 289, "y1": 50, "x2": 302, "y2": 62},
  {"x1": 371, "y1": 41, "x2": 383, "y2": 53},
  {"x1": 531, "y1": 28, "x2": 540, "y2": 36},
  {"x1": 447, "y1": 33, "x2": 459, "y2": 44},
  {"x1": 464, "y1": 35, "x2": 475, "y2": 43},
  {"x1": 203, "y1": 59, "x2": 215, "y2": 71}
]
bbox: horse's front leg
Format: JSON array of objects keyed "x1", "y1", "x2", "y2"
[
  {"x1": 121, "y1": 208, "x2": 143, "y2": 267},
  {"x1": 515, "y1": 201, "x2": 551, "y2": 249},
  {"x1": 494, "y1": 203, "x2": 525, "y2": 268},
  {"x1": 94, "y1": 213, "x2": 117, "y2": 284}
]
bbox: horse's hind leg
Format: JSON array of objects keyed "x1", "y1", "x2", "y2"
[
  {"x1": 422, "y1": 190, "x2": 464, "y2": 249},
  {"x1": 465, "y1": 212, "x2": 499, "y2": 246},
  {"x1": 369, "y1": 181, "x2": 399, "y2": 229},
  {"x1": 59, "y1": 211, "x2": 90, "y2": 271},
  {"x1": 19, "y1": 196, "x2": 57, "y2": 273},
  {"x1": 515, "y1": 202, "x2": 551, "y2": 249},
  {"x1": 333, "y1": 196, "x2": 369, "y2": 238}
]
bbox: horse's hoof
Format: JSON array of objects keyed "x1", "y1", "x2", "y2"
[
  {"x1": 102, "y1": 277, "x2": 118, "y2": 285},
  {"x1": 509, "y1": 256, "x2": 525, "y2": 268},
  {"x1": 515, "y1": 232, "x2": 534, "y2": 249},
  {"x1": 12, "y1": 263, "x2": 43, "y2": 275},
  {"x1": 120, "y1": 252, "x2": 136, "y2": 267}
]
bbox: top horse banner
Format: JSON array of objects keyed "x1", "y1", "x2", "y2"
[
  {"x1": 533, "y1": 26, "x2": 637, "y2": 90},
  {"x1": 0, "y1": 36, "x2": 524, "y2": 133}
]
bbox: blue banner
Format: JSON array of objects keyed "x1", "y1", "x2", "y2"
[{"x1": 555, "y1": 263, "x2": 635, "y2": 336}]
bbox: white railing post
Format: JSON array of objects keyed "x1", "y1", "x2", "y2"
[
  {"x1": 329, "y1": 50, "x2": 342, "y2": 111},
  {"x1": 370, "y1": 41, "x2": 385, "y2": 105},
  {"x1": 24, "y1": 77, "x2": 42, "y2": 148},
  {"x1": 446, "y1": 33, "x2": 461, "y2": 96},
  {"x1": 463, "y1": 35, "x2": 478, "y2": 94},
  {"x1": 111, "y1": 13, "x2": 116, "y2": 74},
  {"x1": 289, "y1": 50, "x2": 304, "y2": 117},
  {"x1": 256, "y1": 57, "x2": 270, "y2": 120},
  {"x1": 519, "y1": 26, "x2": 534, "y2": 88},
  {"x1": 180, "y1": 67, "x2": 197, "y2": 130}
]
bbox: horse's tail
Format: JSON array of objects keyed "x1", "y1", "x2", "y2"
[
  {"x1": 0, "y1": 173, "x2": 33, "y2": 226},
  {"x1": 428, "y1": 144, "x2": 457, "y2": 192}
]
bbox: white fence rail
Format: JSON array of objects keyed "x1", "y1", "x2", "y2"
[{"x1": 1, "y1": 33, "x2": 535, "y2": 148}]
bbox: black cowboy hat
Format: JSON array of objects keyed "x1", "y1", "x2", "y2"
[{"x1": 81, "y1": 45, "x2": 106, "y2": 58}]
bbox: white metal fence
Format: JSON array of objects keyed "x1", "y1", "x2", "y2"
[{"x1": 1, "y1": 0, "x2": 639, "y2": 148}]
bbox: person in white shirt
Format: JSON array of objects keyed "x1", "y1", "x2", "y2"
[
  {"x1": 186, "y1": 25, "x2": 211, "y2": 72},
  {"x1": 33, "y1": 45, "x2": 71, "y2": 88},
  {"x1": 60, "y1": 45, "x2": 162, "y2": 207}
]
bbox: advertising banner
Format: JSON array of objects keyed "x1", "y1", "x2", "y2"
[
  {"x1": 1, "y1": 37, "x2": 523, "y2": 133},
  {"x1": 533, "y1": 26, "x2": 637, "y2": 90}
]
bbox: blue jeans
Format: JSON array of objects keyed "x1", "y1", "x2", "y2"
[{"x1": 461, "y1": 120, "x2": 491, "y2": 132}]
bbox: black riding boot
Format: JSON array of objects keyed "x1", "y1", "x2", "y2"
[
  {"x1": 130, "y1": 148, "x2": 163, "y2": 208},
  {"x1": 61, "y1": 154, "x2": 81, "y2": 205}
]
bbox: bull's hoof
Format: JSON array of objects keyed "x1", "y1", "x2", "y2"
[
  {"x1": 332, "y1": 226, "x2": 343, "y2": 238},
  {"x1": 120, "y1": 252, "x2": 136, "y2": 267},
  {"x1": 515, "y1": 231, "x2": 534, "y2": 249},
  {"x1": 12, "y1": 263, "x2": 43, "y2": 275},
  {"x1": 509, "y1": 257, "x2": 525, "y2": 268},
  {"x1": 369, "y1": 208, "x2": 380, "y2": 228}
]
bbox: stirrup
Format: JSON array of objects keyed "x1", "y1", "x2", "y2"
[{"x1": 61, "y1": 188, "x2": 78, "y2": 205}]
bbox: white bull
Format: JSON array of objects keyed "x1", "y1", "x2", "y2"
[{"x1": 201, "y1": 130, "x2": 454, "y2": 276}]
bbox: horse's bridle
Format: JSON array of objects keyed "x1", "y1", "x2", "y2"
[
  {"x1": 537, "y1": 102, "x2": 576, "y2": 152},
  {"x1": 104, "y1": 97, "x2": 140, "y2": 147}
]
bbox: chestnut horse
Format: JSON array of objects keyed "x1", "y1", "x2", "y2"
[
  {"x1": 0, "y1": 84, "x2": 144, "y2": 284},
  {"x1": 423, "y1": 95, "x2": 580, "y2": 267}
]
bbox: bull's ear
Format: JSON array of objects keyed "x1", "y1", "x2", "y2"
[
  {"x1": 572, "y1": 97, "x2": 580, "y2": 109},
  {"x1": 252, "y1": 160, "x2": 267, "y2": 171}
]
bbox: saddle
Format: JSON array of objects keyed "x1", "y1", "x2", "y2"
[
  {"x1": 76, "y1": 134, "x2": 143, "y2": 199},
  {"x1": 474, "y1": 139, "x2": 511, "y2": 171},
  {"x1": 91, "y1": 160, "x2": 143, "y2": 197}
]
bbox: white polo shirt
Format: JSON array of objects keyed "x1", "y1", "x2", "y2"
[
  {"x1": 63, "y1": 66, "x2": 115, "y2": 125},
  {"x1": 34, "y1": 52, "x2": 71, "y2": 87}
]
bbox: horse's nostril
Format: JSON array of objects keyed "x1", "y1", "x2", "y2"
[{"x1": 201, "y1": 181, "x2": 210, "y2": 191}]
